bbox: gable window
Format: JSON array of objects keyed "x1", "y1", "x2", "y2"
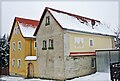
[
  {"x1": 45, "y1": 16, "x2": 50, "y2": 26},
  {"x1": 48, "y1": 39, "x2": 54, "y2": 49},
  {"x1": 12, "y1": 42, "x2": 16, "y2": 51},
  {"x1": 12, "y1": 59, "x2": 15, "y2": 67},
  {"x1": 18, "y1": 41, "x2": 22, "y2": 50},
  {"x1": 42, "y1": 40, "x2": 47, "y2": 50},
  {"x1": 91, "y1": 58, "x2": 96, "y2": 68},
  {"x1": 14, "y1": 27, "x2": 19, "y2": 35},
  {"x1": 89, "y1": 39, "x2": 94, "y2": 47},
  {"x1": 17, "y1": 59, "x2": 21, "y2": 68},
  {"x1": 34, "y1": 41, "x2": 37, "y2": 50}
]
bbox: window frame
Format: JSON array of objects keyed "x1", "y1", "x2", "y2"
[
  {"x1": 42, "y1": 40, "x2": 47, "y2": 50},
  {"x1": 89, "y1": 38, "x2": 94, "y2": 47},
  {"x1": 48, "y1": 39, "x2": 54, "y2": 49},
  {"x1": 45, "y1": 16, "x2": 50, "y2": 26},
  {"x1": 18, "y1": 41, "x2": 22, "y2": 50},
  {"x1": 91, "y1": 58, "x2": 96, "y2": 68},
  {"x1": 12, "y1": 42, "x2": 16, "y2": 51},
  {"x1": 12, "y1": 59, "x2": 15, "y2": 67},
  {"x1": 17, "y1": 59, "x2": 21, "y2": 68}
]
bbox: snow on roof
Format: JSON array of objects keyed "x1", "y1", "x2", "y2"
[
  {"x1": 16, "y1": 17, "x2": 39, "y2": 38},
  {"x1": 25, "y1": 56, "x2": 37, "y2": 61},
  {"x1": 48, "y1": 8, "x2": 115, "y2": 36}
]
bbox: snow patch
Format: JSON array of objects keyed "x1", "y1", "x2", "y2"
[
  {"x1": 49, "y1": 9, "x2": 115, "y2": 36},
  {"x1": 25, "y1": 56, "x2": 37, "y2": 61},
  {"x1": 18, "y1": 22, "x2": 37, "y2": 38}
]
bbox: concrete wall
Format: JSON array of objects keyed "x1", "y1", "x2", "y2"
[
  {"x1": 36, "y1": 11, "x2": 65, "y2": 80},
  {"x1": 64, "y1": 56, "x2": 96, "y2": 79},
  {"x1": 63, "y1": 31, "x2": 96, "y2": 79}
]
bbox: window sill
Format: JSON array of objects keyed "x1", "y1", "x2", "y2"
[
  {"x1": 48, "y1": 47, "x2": 54, "y2": 50},
  {"x1": 45, "y1": 23, "x2": 50, "y2": 26},
  {"x1": 42, "y1": 48, "x2": 47, "y2": 50}
]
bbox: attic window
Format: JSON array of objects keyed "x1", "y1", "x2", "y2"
[{"x1": 45, "y1": 16, "x2": 50, "y2": 26}]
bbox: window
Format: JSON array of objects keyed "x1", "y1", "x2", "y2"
[
  {"x1": 14, "y1": 27, "x2": 19, "y2": 35},
  {"x1": 14, "y1": 28, "x2": 16, "y2": 35},
  {"x1": 91, "y1": 58, "x2": 96, "y2": 68},
  {"x1": 17, "y1": 59, "x2": 21, "y2": 68},
  {"x1": 89, "y1": 39, "x2": 94, "y2": 47},
  {"x1": 12, "y1": 42, "x2": 16, "y2": 51},
  {"x1": 34, "y1": 41, "x2": 37, "y2": 50},
  {"x1": 48, "y1": 39, "x2": 54, "y2": 49},
  {"x1": 45, "y1": 16, "x2": 50, "y2": 26},
  {"x1": 74, "y1": 37, "x2": 84, "y2": 48},
  {"x1": 18, "y1": 41, "x2": 22, "y2": 50},
  {"x1": 12, "y1": 59, "x2": 15, "y2": 67},
  {"x1": 42, "y1": 40, "x2": 47, "y2": 50}
]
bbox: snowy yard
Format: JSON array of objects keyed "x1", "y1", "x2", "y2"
[{"x1": 0, "y1": 72, "x2": 111, "y2": 81}]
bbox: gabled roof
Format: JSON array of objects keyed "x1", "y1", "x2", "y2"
[
  {"x1": 9, "y1": 17, "x2": 39, "y2": 41},
  {"x1": 34, "y1": 7, "x2": 115, "y2": 37}
]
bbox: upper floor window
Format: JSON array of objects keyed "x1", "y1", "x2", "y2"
[
  {"x1": 48, "y1": 39, "x2": 54, "y2": 49},
  {"x1": 17, "y1": 59, "x2": 21, "y2": 68},
  {"x1": 45, "y1": 16, "x2": 50, "y2": 26},
  {"x1": 34, "y1": 41, "x2": 37, "y2": 50},
  {"x1": 18, "y1": 41, "x2": 22, "y2": 50},
  {"x1": 12, "y1": 42, "x2": 16, "y2": 51},
  {"x1": 12, "y1": 59, "x2": 15, "y2": 67},
  {"x1": 42, "y1": 40, "x2": 47, "y2": 50},
  {"x1": 74, "y1": 37, "x2": 84, "y2": 48},
  {"x1": 89, "y1": 39, "x2": 94, "y2": 47}
]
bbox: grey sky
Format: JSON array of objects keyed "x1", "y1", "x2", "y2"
[{"x1": 1, "y1": 1, "x2": 119, "y2": 37}]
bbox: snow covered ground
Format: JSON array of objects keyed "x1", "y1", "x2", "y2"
[{"x1": 0, "y1": 72, "x2": 111, "y2": 81}]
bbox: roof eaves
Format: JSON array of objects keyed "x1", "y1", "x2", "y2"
[{"x1": 64, "y1": 28, "x2": 116, "y2": 37}]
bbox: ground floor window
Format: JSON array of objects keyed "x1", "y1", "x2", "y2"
[
  {"x1": 17, "y1": 59, "x2": 21, "y2": 68},
  {"x1": 12, "y1": 59, "x2": 15, "y2": 67},
  {"x1": 91, "y1": 58, "x2": 96, "y2": 68}
]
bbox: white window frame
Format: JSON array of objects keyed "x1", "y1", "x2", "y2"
[
  {"x1": 89, "y1": 38, "x2": 94, "y2": 47},
  {"x1": 12, "y1": 59, "x2": 15, "y2": 67},
  {"x1": 43, "y1": 40, "x2": 47, "y2": 48},
  {"x1": 12, "y1": 42, "x2": 16, "y2": 51},
  {"x1": 14, "y1": 27, "x2": 19, "y2": 35},
  {"x1": 18, "y1": 41, "x2": 22, "y2": 50},
  {"x1": 17, "y1": 59, "x2": 21, "y2": 68},
  {"x1": 91, "y1": 58, "x2": 96, "y2": 68},
  {"x1": 34, "y1": 41, "x2": 37, "y2": 50}
]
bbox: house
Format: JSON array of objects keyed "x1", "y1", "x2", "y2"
[
  {"x1": 9, "y1": 17, "x2": 39, "y2": 77},
  {"x1": 34, "y1": 7, "x2": 115, "y2": 80}
]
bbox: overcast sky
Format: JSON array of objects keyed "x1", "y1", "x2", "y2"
[{"x1": 1, "y1": 1, "x2": 119, "y2": 37}]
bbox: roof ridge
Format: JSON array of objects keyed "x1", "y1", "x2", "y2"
[{"x1": 46, "y1": 7, "x2": 100, "y2": 23}]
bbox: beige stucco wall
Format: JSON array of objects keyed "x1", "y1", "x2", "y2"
[{"x1": 36, "y1": 11, "x2": 65, "y2": 80}]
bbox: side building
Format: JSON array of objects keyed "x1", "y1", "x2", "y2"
[
  {"x1": 34, "y1": 7, "x2": 115, "y2": 80},
  {"x1": 9, "y1": 17, "x2": 39, "y2": 77}
]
